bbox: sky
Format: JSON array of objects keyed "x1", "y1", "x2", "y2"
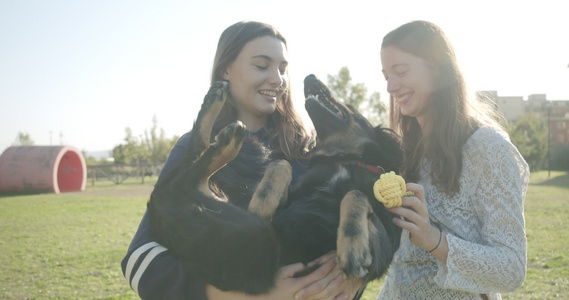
[{"x1": 1, "y1": 0, "x2": 568, "y2": 156}]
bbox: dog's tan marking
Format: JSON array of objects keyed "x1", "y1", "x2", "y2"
[
  {"x1": 337, "y1": 190, "x2": 372, "y2": 278},
  {"x1": 196, "y1": 181, "x2": 223, "y2": 201},
  {"x1": 196, "y1": 121, "x2": 246, "y2": 201},
  {"x1": 206, "y1": 122, "x2": 246, "y2": 175},
  {"x1": 198, "y1": 82, "x2": 228, "y2": 150},
  {"x1": 248, "y1": 160, "x2": 292, "y2": 219}
]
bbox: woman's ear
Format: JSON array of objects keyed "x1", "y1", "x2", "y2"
[{"x1": 222, "y1": 69, "x2": 230, "y2": 80}]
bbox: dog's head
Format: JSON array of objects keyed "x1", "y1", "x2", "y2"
[{"x1": 304, "y1": 74, "x2": 402, "y2": 173}]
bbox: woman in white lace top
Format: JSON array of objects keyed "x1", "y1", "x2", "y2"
[{"x1": 378, "y1": 20, "x2": 529, "y2": 300}]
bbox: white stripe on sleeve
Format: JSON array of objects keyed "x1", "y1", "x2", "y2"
[
  {"x1": 131, "y1": 244, "x2": 168, "y2": 296},
  {"x1": 125, "y1": 242, "x2": 160, "y2": 286}
]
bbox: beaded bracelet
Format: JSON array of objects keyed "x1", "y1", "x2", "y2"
[{"x1": 427, "y1": 223, "x2": 442, "y2": 255}]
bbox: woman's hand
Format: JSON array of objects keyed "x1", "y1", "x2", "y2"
[
  {"x1": 294, "y1": 252, "x2": 364, "y2": 300},
  {"x1": 386, "y1": 183, "x2": 448, "y2": 261},
  {"x1": 205, "y1": 254, "x2": 338, "y2": 300}
]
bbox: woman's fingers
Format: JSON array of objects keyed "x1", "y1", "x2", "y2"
[
  {"x1": 387, "y1": 184, "x2": 432, "y2": 241},
  {"x1": 389, "y1": 198, "x2": 423, "y2": 223},
  {"x1": 297, "y1": 256, "x2": 337, "y2": 283},
  {"x1": 307, "y1": 250, "x2": 337, "y2": 267},
  {"x1": 406, "y1": 183, "x2": 425, "y2": 204},
  {"x1": 278, "y1": 262, "x2": 309, "y2": 279},
  {"x1": 294, "y1": 259, "x2": 342, "y2": 299},
  {"x1": 302, "y1": 273, "x2": 345, "y2": 300}
]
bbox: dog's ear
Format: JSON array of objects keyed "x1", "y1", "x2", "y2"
[{"x1": 372, "y1": 126, "x2": 404, "y2": 172}]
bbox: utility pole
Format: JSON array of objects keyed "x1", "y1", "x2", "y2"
[{"x1": 547, "y1": 102, "x2": 551, "y2": 178}]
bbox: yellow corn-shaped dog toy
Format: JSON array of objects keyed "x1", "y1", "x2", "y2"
[{"x1": 373, "y1": 171, "x2": 414, "y2": 208}]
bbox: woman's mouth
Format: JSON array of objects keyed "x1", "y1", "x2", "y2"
[
  {"x1": 396, "y1": 92, "x2": 412, "y2": 106},
  {"x1": 259, "y1": 89, "x2": 278, "y2": 101}
]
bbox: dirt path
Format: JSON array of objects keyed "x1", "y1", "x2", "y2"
[{"x1": 71, "y1": 185, "x2": 154, "y2": 198}]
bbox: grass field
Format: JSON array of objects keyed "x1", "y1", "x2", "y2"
[{"x1": 0, "y1": 171, "x2": 567, "y2": 299}]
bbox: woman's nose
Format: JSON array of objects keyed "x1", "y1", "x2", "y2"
[
  {"x1": 268, "y1": 68, "x2": 284, "y2": 87},
  {"x1": 386, "y1": 77, "x2": 400, "y2": 94}
]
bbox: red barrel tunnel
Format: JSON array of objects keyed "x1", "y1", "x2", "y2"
[{"x1": 0, "y1": 145, "x2": 87, "y2": 194}]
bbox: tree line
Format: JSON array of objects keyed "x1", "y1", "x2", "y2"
[{"x1": 109, "y1": 116, "x2": 179, "y2": 165}]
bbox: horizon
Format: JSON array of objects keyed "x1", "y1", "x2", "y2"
[{"x1": 2, "y1": 0, "x2": 568, "y2": 154}]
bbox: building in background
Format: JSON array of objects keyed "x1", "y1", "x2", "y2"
[{"x1": 478, "y1": 91, "x2": 569, "y2": 145}]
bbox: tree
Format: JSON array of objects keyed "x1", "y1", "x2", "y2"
[
  {"x1": 83, "y1": 154, "x2": 110, "y2": 165},
  {"x1": 550, "y1": 144, "x2": 569, "y2": 171},
  {"x1": 508, "y1": 112, "x2": 548, "y2": 170},
  {"x1": 14, "y1": 132, "x2": 34, "y2": 146},
  {"x1": 143, "y1": 115, "x2": 175, "y2": 164},
  {"x1": 112, "y1": 116, "x2": 179, "y2": 165},
  {"x1": 112, "y1": 127, "x2": 145, "y2": 164},
  {"x1": 327, "y1": 67, "x2": 386, "y2": 126}
]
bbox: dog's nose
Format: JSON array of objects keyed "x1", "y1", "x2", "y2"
[{"x1": 305, "y1": 74, "x2": 317, "y2": 82}]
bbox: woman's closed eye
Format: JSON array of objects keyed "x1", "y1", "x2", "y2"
[{"x1": 396, "y1": 70, "x2": 409, "y2": 77}]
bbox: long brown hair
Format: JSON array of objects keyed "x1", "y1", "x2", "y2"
[
  {"x1": 210, "y1": 21, "x2": 314, "y2": 160},
  {"x1": 383, "y1": 20, "x2": 501, "y2": 196}
]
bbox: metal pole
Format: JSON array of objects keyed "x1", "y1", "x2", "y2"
[{"x1": 548, "y1": 103, "x2": 551, "y2": 178}]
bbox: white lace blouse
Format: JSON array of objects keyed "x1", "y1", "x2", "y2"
[{"x1": 378, "y1": 127, "x2": 530, "y2": 300}]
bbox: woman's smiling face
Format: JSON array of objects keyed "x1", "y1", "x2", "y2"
[
  {"x1": 381, "y1": 45, "x2": 438, "y2": 127},
  {"x1": 223, "y1": 36, "x2": 289, "y2": 130}
]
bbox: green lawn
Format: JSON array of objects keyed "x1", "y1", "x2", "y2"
[
  {"x1": 0, "y1": 171, "x2": 567, "y2": 299},
  {"x1": 0, "y1": 179, "x2": 151, "y2": 299}
]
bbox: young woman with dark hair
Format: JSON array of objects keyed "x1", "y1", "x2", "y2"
[
  {"x1": 378, "y1": 20, "x2": 529, "y2": 300},
  {"x1": 122, "y1": 21, "x2": 363, "y2": 300}
]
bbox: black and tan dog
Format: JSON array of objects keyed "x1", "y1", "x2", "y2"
[
  {"x1": 147, "y1": 75, "x2": 403, "y2": 295},
  {"x1": 272, "y1": 74, "x2": 403, "y2": 283}
]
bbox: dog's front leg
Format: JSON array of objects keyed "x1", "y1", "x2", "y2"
[
  {"x1": 189, "y1": 121, "x2": 247, "y2": 197},
  {"x1": 248, "y1": 160, "x2": 292, "y2": 220},
  {"x1": 187, "y1": 81, "x2": 229, "y2": 158},
  {"x1": 337, "y1": 190, "x2": 373, "y2": 278}
]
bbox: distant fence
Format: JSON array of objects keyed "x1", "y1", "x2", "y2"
[{"x1": 86, "y1": 163, "x2": 164, "y2": 185}]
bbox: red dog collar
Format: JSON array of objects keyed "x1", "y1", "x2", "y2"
[{"x1": 338, "y1": 160, "x2": 385, "y2": 174}]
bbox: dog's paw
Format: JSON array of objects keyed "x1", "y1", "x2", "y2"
[
  {"x1": 202, "y1": 122, "x2": 246, "y2": 176},
  {"x1": 337, "y1": 238, "x2": 372, "y2": 278},
  {"x1": 249, "y1": 160, "x2": 292, "y2": 219},
  {"x1": 266, "y1": 160, "x2": 292, "y2": 182},
  {"x1": 192, "y1": 81, "x2": 230, "y2": 152},
  {"x1": 214, "y1": 121, "x2": 246, "y2": 151},
  {"x1": 202, "y1": 80, "x2": 229, "y2": 110},
  {"x1": 207, "y1": 81, "x2": 229, "y2": 102},
  {"x1": 337, "y1": 190, "x2": 372, "y2": 278}
]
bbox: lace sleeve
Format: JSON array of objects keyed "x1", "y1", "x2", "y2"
[{"x1": 434, "y1": 128, "x2": 530, "y2": 293}]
